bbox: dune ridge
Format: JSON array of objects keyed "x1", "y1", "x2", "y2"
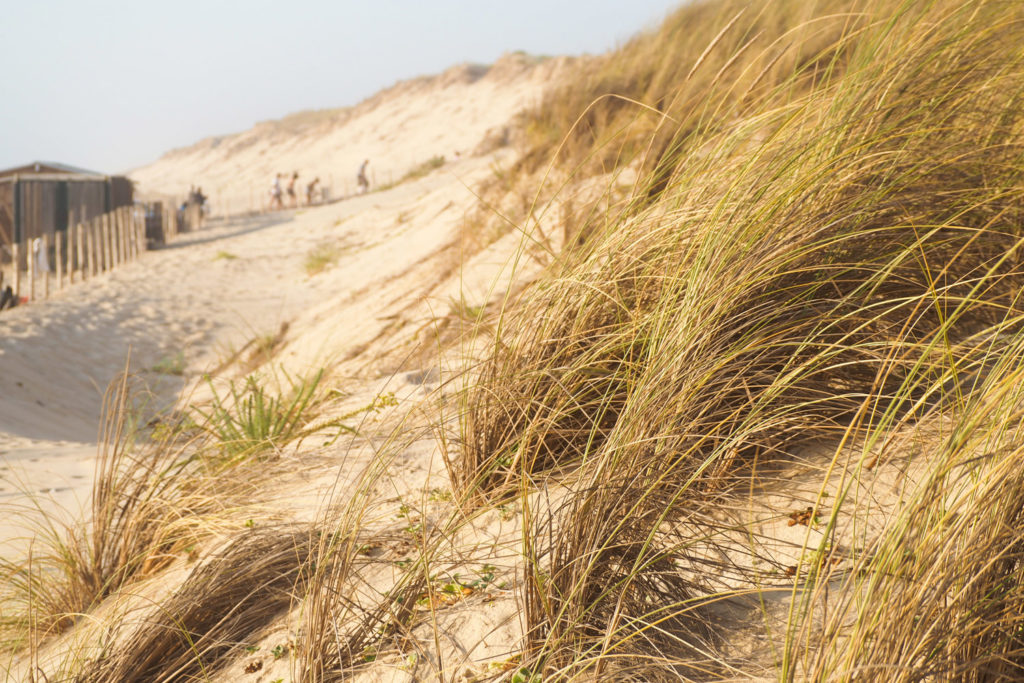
[{"x1": 130, "y1": 52, "x2": 575, "y2": 213}]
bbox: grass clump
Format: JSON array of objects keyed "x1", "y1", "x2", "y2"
[
  {"x1": 79, "y1": 526, "x2": 313, "y2": 682},
  {"x1": 304, "y1": 244, "x2": 340, "y2": 275},
  {"x1": 402, "y1": 155, "x2": 445, "y2": 182},
  {"x1": 455, "y1": 0, "x2": 1024, "y2": 678},
  {"x1": 150, "y1": 351, "x2": 185, "y2": 376},
  {"x1": 0, "y1": 368, "x2": 222, "y2": 651},
  {"x1": 379, "y1": 155, "x2": 446, "y2": 191},
  {"x1": 194, "y1": 369, "x2": 325, "y2": 460}
]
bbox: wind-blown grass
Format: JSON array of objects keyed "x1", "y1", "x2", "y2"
[
  {"x1": 457, "y1": 0, "x2": 1024, "y2": 677},
  {"x1": 6, "y1": 0, "x2": 1024, "y2": 679},
  {"x1": 0, "y1": 368, "x2": 225, "y2": 652},
  {"x1": 79, "y1": 526, "x2": 314, "y2": 682}
]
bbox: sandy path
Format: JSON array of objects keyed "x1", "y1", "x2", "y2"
[{"x1": 0, "y1": 155, "x2": 504, "y2": 551}]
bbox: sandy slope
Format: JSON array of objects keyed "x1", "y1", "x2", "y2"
[
  {"x1": 0, "y1": 148, "x2": 528, "y2": 553},
  {"x1": 1, "y1": 142, "x2": 549, "y2": 679},
  {"x1": 130, "y1": 53, "x2": 574, "y2": 215}
]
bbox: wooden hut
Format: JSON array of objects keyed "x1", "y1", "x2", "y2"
[{"x1": 0, "y1": 161, "x2": 133, "y2": 251}]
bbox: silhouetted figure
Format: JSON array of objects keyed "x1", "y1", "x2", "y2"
[
  {"x1": 357, "y1": 159, "x2": 369, "y2": 194},
  {"x1": 0, "y1": 285, "x2": 16, "y2": 310},
  {"x1": 269, "y1": 173, "x2": 284, "y2": 210},
  {"x1": 306, "y1": 177, "x2": 320, "y2": 205},
  {"x1": 286, "y1": 172, "x2": 299, "y2": 207}
]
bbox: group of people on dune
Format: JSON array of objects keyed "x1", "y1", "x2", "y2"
[
  {"x1": 269, "y1": 171, "x2": 321, "y2": 210},
  {"x1": 268, "y1": 160, "x2": 369, "y2": 211}
]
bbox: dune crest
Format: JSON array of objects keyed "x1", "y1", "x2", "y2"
[{"x1": 130, "y1": 52, "x2": 574, "y2": 212}]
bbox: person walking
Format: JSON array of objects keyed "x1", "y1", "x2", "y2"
[
  {"x1": 286, "y1": 172, "x2": 299, "y2": 207},
  {"x1": 269, "y1": 173, "x2": 284, "y2": 210},
  {"x1": 357, "y1": 159, "x2": 370, "y2": 194},
  {"x1": 306, "y1": 177, "x2": 320, "y2": 205}
]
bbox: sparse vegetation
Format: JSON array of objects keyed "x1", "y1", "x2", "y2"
[
  {"x1": 7, "y1": 0, "x2": 1024, "y2": 680},
  {"x1": 0, "y1": 370, "x2": 223, "y2": 651},
  {"x1": 150, "y1": 351, "x2": 185, "y2": 376},
  {"x1": 194, "y1": 370, "x2": 326, "y2": 460},
  {"x1": 378, "y1": 155, "x2": 446, "y2": 191},
  {"x1": 304, "y1": 243, "x2": 340, "y2": 275}
]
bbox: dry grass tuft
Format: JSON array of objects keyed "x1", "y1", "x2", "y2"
[
  {"x1": 456, "y1": 0, "x2": 1024, "y2": 676},
  {"x1": 0, "y1": 367, "x2": 227, "y2": 649},
  {"x1": 79, "y1": 526, "x2": 313, "y2": 682}
]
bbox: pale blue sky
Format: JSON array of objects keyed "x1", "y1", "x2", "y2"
[{"x1": 0, "y1": 1, "x2": 684, "y2": 174}]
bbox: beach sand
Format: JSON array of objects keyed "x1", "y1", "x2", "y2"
[{"x1": 0, "y1": 150, "x2": 525, "y2": 555}]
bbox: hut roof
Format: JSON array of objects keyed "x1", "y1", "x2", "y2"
[{"x1": 0, "y1": 161, "x2": 105, "y2": 179}]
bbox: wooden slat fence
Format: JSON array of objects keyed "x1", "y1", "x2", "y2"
[{"x1": 1, "y1": 204, "x2": 148, "y2": 306}]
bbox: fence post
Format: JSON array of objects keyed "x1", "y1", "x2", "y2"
[
  {"x1": 109, "y1": 212, "x2": 118, "y2": 268},
  {"x1": 28, "y1": 238, "x2": 35, "y2": 302},
  {"x1": 42, "y1": 233, "x2": 50, "y2": 299},
  {"x1": 81, "y1": 222, "x2": 90, "y2": 279},
  {"x1": 119, "y1": 207, "x2": 127, "y2": 263},
  {"x1": 125, "y1": 208, "x2": 133, "y2": 259},
  {"x1": 89, "y1": 218, "x2": 97, "y2": 276},
  {"x1": 67, "y1": 214, "x2": 75, "y2": 284},
  {"x1": 128, "y1": 208, "x2": 135, "y2": 258},
  {"x1": 126, "y1": 207, "x2": 133, "y2": 259},
  {"x1": 110, "y1": 211, "x2": 118, "y2": 267},
  {"x1": 96, "y1": 216, "x2": 103, "y2": 273},
  {"x1": 12, "y1": 242, "x2": 19, "y2": 298},
  {"x1": 94, "y1": 217, "x2": 101, "y2": 273},
  {"x1": 114, "y1": 209, "x2": 122, "y2": 266},
  {"x1": 130, "y1": 207, "x2": 135, "y2": 257},
  {"x1": 135, "y1": 208, "x2": 143, "y2": 257},
  {"x1": 92, "y1": 217, "x2": 99, "y2": 275},
  {"x1": 55, "y1": 229, "x2": 63, "y2": 290},
  {"x1": 102, "y1": 214, "x2": 110, "y2": 272}
]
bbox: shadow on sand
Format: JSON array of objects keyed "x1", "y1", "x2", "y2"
[{"x1": 153, "y1": 212, "x2": 295, "y2": 251}]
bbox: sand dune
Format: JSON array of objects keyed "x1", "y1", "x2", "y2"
[{"x1": 130, "y1": 52, "x2": 574, "y2": 214}]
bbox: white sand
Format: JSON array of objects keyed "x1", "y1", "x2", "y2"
[
  {"x1": 130, "y1": 53, "x2": 574, "y2": 215},
  {"x1": 0, "y1": 150, "x2": 528, "y2": 549},
  {"x1": 0, "y1": 53, "x2": 569, "y2": 680},
  {"x1": 0, "y1": 49, "x2": 564, "y2": 555}
]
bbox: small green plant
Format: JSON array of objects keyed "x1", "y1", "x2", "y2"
[
  {"x1": 304, "y1": 244, "x2": 340, "y2": 275},
  {"x1": 150, "y1": 352, "x2": 185, "y2": 376},
  {"x1": 427, "y1": 488, "x2": 452, "y2": 502},
  {"x1": 449, "y1": 295, "x2": 486, "y2": 322},
  {"x1": 512, "y1": 667, "x2": 542, "y2": 683},
  {"x1": 214, "y1": 250, "x2": 238, "y2": 260},
  {"x1": 497, "y1": 504, "x2": 515, "y2": 522},
  {"x1": 271, "y1": 643, "x2": 288, "y2": 660},
  {"x1": 193, "y1": 369, "x2": 325, "y2": 460}
]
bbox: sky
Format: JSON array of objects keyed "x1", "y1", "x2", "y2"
[{"x1": 0, "y1": 0, "x2": 684, "y2": 175}]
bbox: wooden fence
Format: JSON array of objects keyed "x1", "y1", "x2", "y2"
[{"x1": 1, "y1": 204, "x2": 147, "y2": 305}]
